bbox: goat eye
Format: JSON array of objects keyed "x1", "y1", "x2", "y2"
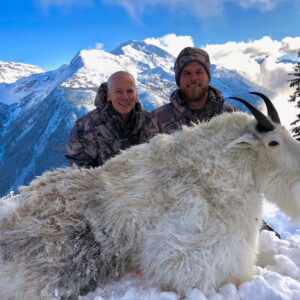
[{"x1": 269, "y1": 141, "x2": 279, "y2": 147}]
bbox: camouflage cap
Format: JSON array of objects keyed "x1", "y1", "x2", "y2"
[{"x1": 174, "y1": 47, "x2": 211, "y2": 86}]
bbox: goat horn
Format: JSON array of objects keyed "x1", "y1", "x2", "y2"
[
  {"x1": 229, "y1": 96, "x2": 275, "y2": 132},
  {"x1": 249, "y1": 92, "x2": 281, "y2": 124}
]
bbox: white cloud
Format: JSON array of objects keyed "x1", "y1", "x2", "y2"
[
  {"x1": 103, "y1": 0, "x2": 300, "y2": 19},
  {"x1": 236, "y1": 0, "x2": 289, "y2": 11},
  {"x1": 280, "y1": 37, "x2": 300, "y2": 56},
  {"x1": 103, "y1": 0, "x2": 144, "y2": 19},
  {"x1": 36, "y1": 0, "x2": 300, "y2": 17},
  {"x1": 36, "y1": 0, "x2": 93, "y2": 12},
  {"x1": 201, "y1": 35, "x2": 299, "y2": 129},
  {"x1": 202, "y1": 36, "x2": 299, "y2": 90},
  {"x1": 103, "y1": 0, "x2": 224, "y2": 19},
  {"x1": 36, "y1": 0, "x2": 300, "y2": 18},
  {"x1": 144, "y1": 34, "x2": 194, "y2": 57},
  {"x1": 95, "y1": 43, "x2": 104, "y2": 50}
]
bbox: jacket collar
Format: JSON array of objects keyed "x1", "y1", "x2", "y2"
[{"x1": 170, "y1": 86, "x2": 225, "y2": 122}]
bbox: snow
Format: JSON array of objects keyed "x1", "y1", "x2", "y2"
[
  {"x1": 60, "y1": 43, "x2": 175, "y2": 91},
  {"x1": 0, "y1": 65, "x2": 69, "y2": 106},
  {"x1": 0, "y1": 60, "x2": 44, "y2": 84}
]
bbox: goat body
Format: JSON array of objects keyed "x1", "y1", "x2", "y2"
[{"x1": 0, "y1": 110, "x2": 299, "y2": 299}]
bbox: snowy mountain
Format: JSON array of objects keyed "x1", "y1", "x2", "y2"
[
  {"x1": 0, "y1": 40, "x2": 268, "y2": 196},
  {"x1": 0, "y1": 60, "x2": 44, "y2": 84}
]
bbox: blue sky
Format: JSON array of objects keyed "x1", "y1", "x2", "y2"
[{"x1": 1, "y1": 0, "x2": 300, "y2": 71}]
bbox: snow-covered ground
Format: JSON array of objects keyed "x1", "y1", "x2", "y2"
[{"x1": 75, "y1": 200, "x2": 300, "y2": 300}]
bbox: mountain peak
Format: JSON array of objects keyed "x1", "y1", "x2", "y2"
[
  {"x1": 0, "y1": 61, "x2": 44, "y2": 84},
  {"x1": 111, "y1": 40, "x2": 173, "y2": 59}
]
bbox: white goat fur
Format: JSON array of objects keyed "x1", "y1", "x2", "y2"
[{"x1": 0, "y1": 112, "x2": 299, "y2": 299}]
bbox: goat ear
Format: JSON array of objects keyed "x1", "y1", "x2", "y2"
[{"x1": 227, "y1": 133, "x2": 259, "y2": 149}]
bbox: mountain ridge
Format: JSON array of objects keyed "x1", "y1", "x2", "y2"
[{"x1": 0, "y1": 61, "x2": 44, "y2": 84}]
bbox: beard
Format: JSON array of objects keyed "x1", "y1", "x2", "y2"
[{"x1": 181, "y1": 84, "x2": 209, "y2": 103}]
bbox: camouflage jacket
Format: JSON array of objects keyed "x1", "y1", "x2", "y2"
[
  {"x1": 65, "y1": 83, "x2": 150, "y2": 168},
  {"x1": 139, "y1": 86, "x2": 237, "y2": 143}
]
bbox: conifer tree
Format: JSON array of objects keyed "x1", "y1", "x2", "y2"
[{"x1": 289, "y1": 50, "x2": 300, "y2": 141}]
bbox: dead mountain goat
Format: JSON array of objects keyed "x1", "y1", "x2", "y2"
[{"x1": 0, "y1": 93, "x2": 299, "y2": 299}]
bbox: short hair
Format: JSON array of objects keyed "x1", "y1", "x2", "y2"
[{"x1": 107, "y1": 71, "x2": 136, "y2": 91}]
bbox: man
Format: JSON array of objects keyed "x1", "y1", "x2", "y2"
[
  {"x1": 65, "y1": 71, "x2": 150, "y2": 168},
  {"x1": 140, "y1": 47, "x2": 237, "y2": 142}
]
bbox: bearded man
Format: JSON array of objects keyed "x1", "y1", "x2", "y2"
[{"x1": 139, "y1": 47, "x2": 237, "y2": 141}]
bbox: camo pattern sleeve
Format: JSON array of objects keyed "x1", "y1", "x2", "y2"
[
  {"x1": 65, "y1": 109, "x2": 102, "y2": 168},
  {"x1": 65, "y1": 104, "x2": 150, "y2": 168}
]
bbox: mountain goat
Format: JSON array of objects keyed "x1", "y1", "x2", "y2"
[{"x1": 0, "y1": 93, "x2": 299, "y2": 299}]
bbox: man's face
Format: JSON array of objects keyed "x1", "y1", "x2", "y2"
[
  {"x1": 179, "y1": 61, "x2": 210, "y2": 110},
  {"x1": 107, "y1": 73, "x2": 138, "y2": 121}
]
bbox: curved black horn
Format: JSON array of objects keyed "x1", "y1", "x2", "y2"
[
  {"x1": 250, "y1": 92, "x2": 281, "y2": 124},
  {"x1": 229, "y1": 96, "x2": 275, "y2": 132}
]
